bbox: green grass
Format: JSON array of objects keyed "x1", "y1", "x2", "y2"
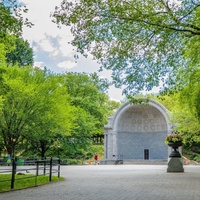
[{"x1": 0, "y1": 174, "x2": 64, "y2": 192}]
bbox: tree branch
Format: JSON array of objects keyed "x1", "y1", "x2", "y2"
[
  {"x1": 179, "y1": 4, "x2": 200, "y2": 21},
  {"x1": 160, "y1": 0, "x2": 180, "y2": 24},
  {"x1": 112, "y1": 13, "x2": 200, "y2": 36},
  {"x1": 142, "y1": 19, "x2": 200, "y2": 36}
]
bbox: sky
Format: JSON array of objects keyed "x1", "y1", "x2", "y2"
[{"x1": 19, "y1": 0, "x2": 125, "y2": 101}]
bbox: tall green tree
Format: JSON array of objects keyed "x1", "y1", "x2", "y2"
[
  {"x1": 57, "y1": 72, "x2": 120, "y2": 160},
  {"x1": 156, "y1": 92, "x2": 200, "y2": 155},
  {"x1": 0, "y1": 1, "x2": 33, "y2": 65},
  {"x1": 61, "y1": 72, "x2": 110, "y2": 135},
  {"x1": 0, "y1": 0, "x2": 33, "y2": 35},
  {"x1": 0, "y1": 66, "x2": 74, "y2": 158},
  {"x1": 0, "y1": 1, "x2": 22, "y2": 38},
  {"x1": 181, "y1": 68, "x2": 200, "y2": 121},
  {"x1": 6, "y1": 37, "x2": 34, "y2": 66},
  {"x1": 60, "y1": 107, "x2": 96, "y2": 163},
  {"x1": 53, "y1": 0, "x2": 200, "y2": 96}
]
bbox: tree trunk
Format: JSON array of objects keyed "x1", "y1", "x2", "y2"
[{"x1": 41, "y1": 141, "x2": 46, "y2": 159}]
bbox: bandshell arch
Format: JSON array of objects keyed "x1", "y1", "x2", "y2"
[{"x1": 104, "y1": 99, "x2": 171, "y2": 163}]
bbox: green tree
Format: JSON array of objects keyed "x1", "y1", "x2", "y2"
[
  {"x1": 156, "y1": 92, "x2": 200, "y2": 159},
  {"x1": 0, "y1": 43, "x2": 6, "y2": 64},
  {"x1": 53, "y1": 0, "x2": 200, "y2": 96},
  {"x1": 180, "y1": 69, "x2": 200, "y2": 120},
  {"x1": 23, "y1": 74, "x2": 74, "y2": 159},
  {"x1": 60, "y1": 107, "x2": 96, "y2": 163},
  {"x1": 178, "y1": 69, "x2": 200, "y2": 146},
  {"x1": 62, "y1": 72, "x2": 110, "y2": 135},
  {"x1": 0, "y1": 1, "x2": 22, "y2": 38},
  {"x1": 0, "y1": 1, "x2": 33, "y2": 65},
  {"x1": 0, "y1": 66, "x2": 74, "y2": 158},
  {"x1": 0, "y1": 0, "x2": 33, "y2": 35},
  {"x1": 156, "y1": 93, "x2": 200, "y2": 134},
  {"x1": 57, "y1": 72, "x2": 119, "y2": 161},
  {"x1": 6, "y1": 37, "x2": 34, "y2": 66}
]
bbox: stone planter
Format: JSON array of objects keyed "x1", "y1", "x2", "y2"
[
  {"x1": 168, "y1": 141, "x2": 182, "y2": 158},
  {"x1": 167, "y1": 141, "x2": 184, "y2": 172}
]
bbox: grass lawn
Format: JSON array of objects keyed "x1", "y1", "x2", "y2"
[{"x1": 0, "y1": 174, "x2": 64, "y2": 192}]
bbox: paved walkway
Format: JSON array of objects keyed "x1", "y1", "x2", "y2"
[{"x1": 0, "y1": 165, "x2": 200, "y2": 200}]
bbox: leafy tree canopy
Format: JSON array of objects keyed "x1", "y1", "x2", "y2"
[
  {"x1": 0, "y1": 65, "x2": 74, "y2": 157},
  {"x1": 156, "y1": 92, "x2": 200, "y2": 152},
  {"x1": 0, "y1": 1, "x2": 22, "y2": 38},
  {"x1": 0, "y1": 67, "x2": 119, "y2": 158},
  {"x1": 0, "y1": 1, "x2": 33, "y2": 65},
  {"x1": 53, "y1": 0, "x2": 200, "y2": 96},
  {"x1": 6, "y1": 37, "x2": 34, "y2": 66},
  {"x1": 60, "y1": 72, "x2": 116, "y2": 135},
  {"x1": 0, "y1": 0, "x2": 33, "y2": 37},
  {"x1": 180, "y1": 68, "x2": 200, "y2": 121},
  {"x1": 0, "y1": 43, "x2": 6, "y2": 64}
]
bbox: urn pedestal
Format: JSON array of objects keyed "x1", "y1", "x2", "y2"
[{"x1": 167, "y1": 142, "x2": 184, "y2": 173}]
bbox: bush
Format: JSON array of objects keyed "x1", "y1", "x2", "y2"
[
  {"x1": 65, "y1": 159, "x2": 79, "y2": 165},
  {"x1": 193, "y1": 154, "x2": 200, "y2": 163}
]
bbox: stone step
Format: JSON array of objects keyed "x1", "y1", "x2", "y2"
[
  {"x1": 101, "y1": 158, "x2": 200, "y2": 165},
  {"x1": 123, "y1": 159, "x2": 168, "y2": 165},
  {"x1": 100, "y1": 159, "x2": 168, "y2": 165}
]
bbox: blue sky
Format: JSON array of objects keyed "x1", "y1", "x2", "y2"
[{"x1": 19, "y1": 0, "x2": 125, "y2": 101}]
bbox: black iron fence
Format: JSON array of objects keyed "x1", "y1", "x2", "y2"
[{"x1": 0, "y1": 157, "x2": 61, "y2": 190}]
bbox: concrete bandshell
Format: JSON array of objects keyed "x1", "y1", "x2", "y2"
[{"x1": 104, "y1": 99, "x2": 172, "y2": 162}]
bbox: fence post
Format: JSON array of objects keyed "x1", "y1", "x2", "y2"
[
  {"x1": 11, "y1": 157, "x2": 17, "y2": 189},
  {"x1": 58, "y1": 158, "x2": 60, "y2": 178},
  {"x1": 43, "y1": 157, "x2": 46, "y2": 175},
  {"x1": 35, "y1": 161, "x2": 39, "y2": 186},
  {"x1": 49, "y1": 157, "x2": 52, "y2": 182},
  {"x1": 36, "y1": 161, "x2": 39, "y2": 176}
]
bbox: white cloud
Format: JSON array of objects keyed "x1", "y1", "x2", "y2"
[
  {"x1": 108, "y1": 85, "x2": 124, "y2": 101},
  {"x1": 20, "y1": 0, "x2": 72, "y2": 43},
  {"x1": 57, "y1": 36, "x2": 75, "y2": 57},
  {"x1": 57, "y1": 61, "x2": 77, "y2": 70},
  {"x1": 51, "y1": 49, "x2": 59, "y2": 57},
  {"x1": 33, "y1": 62, "x2": 46, "y2": 70},
  {"x1": 20, "y1": 0, "x2": 75, "y2": 58},
  {"x1": 37, "y1": 37, "x2": 55, "y2": 53}
]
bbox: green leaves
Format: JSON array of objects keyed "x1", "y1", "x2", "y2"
[
  {"x1": 0, "y1": 2, "x2": 22, "y2": 37},
  {"x1": 6, "y1": 37, "x2": 34, "y2": 66},
  {"x1": 53, "y1": 0, "x2": 200, "y2": 96},
  {"x1": 156, "y1": 91, "x2": 200, "y2": 146},
  {"x1": 181, "y1": 68, "x2": 200, "y2": 121},
  {"x1": 165, "y1": 134, "x2": 183, "y2": 144},
  {"x1": 0, "y1": 2, "x2": 34, "y2": 67},
  {"x1": 0, "y1": 66, "x2": 119, "y2": 158},
  {"x1": 0, "y1": 66, "x2": 74, "y2": 157},
  {"x1": 61, "y1": 72, "x2": 111, "y2": 134}
]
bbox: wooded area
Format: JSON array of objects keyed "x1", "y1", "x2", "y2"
[{"x1": 1, "y1": 0, "x2": 200, "y2": 163}]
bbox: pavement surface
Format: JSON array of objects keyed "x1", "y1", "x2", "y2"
[{"x1": 0, "y1": 164, "x2": 200, "y2": 200}]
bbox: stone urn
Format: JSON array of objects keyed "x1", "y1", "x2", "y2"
[
  {"x1": 168, "y1": 141, "x2": 182, "y2": 158},
  {"x1": 167, "y1": 141, "x2": 184, "y2": 172}
]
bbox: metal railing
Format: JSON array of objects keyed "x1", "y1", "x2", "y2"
[{"x1": 0, "y1": 157, "x2": 61, "y2": 190}]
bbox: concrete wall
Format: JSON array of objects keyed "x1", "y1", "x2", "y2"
[{"x1": 117, "y1": 131, "x2": 168, "y2": 160}]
